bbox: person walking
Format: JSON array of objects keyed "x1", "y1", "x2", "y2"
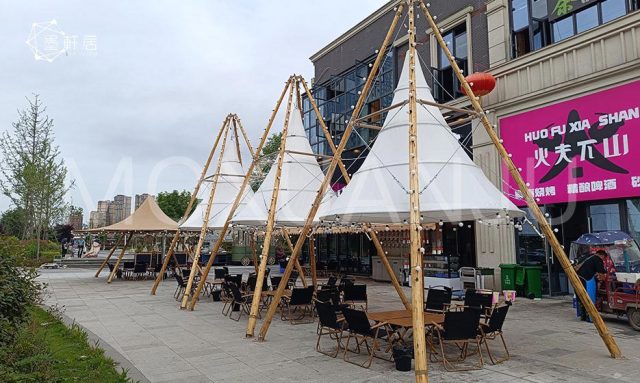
[{"x1": 575, "y1": 249, "x2": 609, "y2": 321}]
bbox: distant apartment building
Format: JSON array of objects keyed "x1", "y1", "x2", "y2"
[
  {"x1": 89, "y1": 195, "x2": 134, "y2": 228},
  {"x1": 135, "y1": 193, "x2": 151, "y2": 210},
  {"x1": 89, "y1": 211, "x2": 106, "y2": 229},
  {"x1": 68, "y1": 212, "x2": 83, "y2": 230}
]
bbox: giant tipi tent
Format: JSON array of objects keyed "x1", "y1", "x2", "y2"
[
  {"x1": 233, "y1": 105, "x2": 336, "y2": 227},
  {"x1": 320, "y1": 54, "x2": 523, "y2": 224}
]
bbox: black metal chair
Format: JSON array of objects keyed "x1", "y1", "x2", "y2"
[
  {"x1": 315, "y1": 301, "x2": 346, "y2": 358},
  {"x1": 173, "y1": 274, "x2": 187, "y2": 300},
  {"x1": 281, "y1": 286, "x2": 315, "y2": 324},
  {"x1": 222, "y1": 282, "x2": 255, "y2": 321},
  {"x1": 213, "y1": 267, "x2": 227, "y2": 280},
  {"x1": 270, "y1": 276, "x2": 283, "y2": 290},
  {"x1": 340, "y1": 307, "x2": 392, "y2": 368},
  {"x1": 343, "y1": 284, "x2": 368, "y2": 311},
  {"x1": 122, "y1": 261, "x2": 135, "y2": 279},
  {"x1": 323, "y1": 275, "x2": 338, "y2": 289},
  {"x1": 425, "y1": 286, "x2": 453, "y2": 313},
  {"x1": 133, "y1": 263, "x2": 147, "y2": 279},
  {"x1": 479, "y1": 303, "x2": 511, "y2": 364},
  {"x1": 287, "y1": 271, "x2": 299, "y2": 289},
  {"x1": 464, "y1": 289, "x2": 494, "y2": 312},
  {"x1": 430, "y1": 308, "x2": 484, "y2": 371}
]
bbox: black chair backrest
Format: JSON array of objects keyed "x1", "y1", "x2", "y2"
[
  {"x1": 175, "y1": 274, "x2": 186, "y2": 287},
  {"x1": 107, "y1": 263, "x2": 114, "y2": 272},
  {"x1": 316, "y1": 289, "x2": 333, "y2": 303},
  {"x1": 487, "y1": 303, "x2": 510, "y2": 333},
  {"x1": 290, "y1": 286, "x2": 314, "y2": 305},
  {"x1": 338, "y1": 277, "x2": 354, "y2": 291},
  {"x1": 134, "y1": 263, "x2": 147, "y2": 273},
  {"x1": 182, "y1": 269, "x2": 191, "y2": 278},
  {"x1": 289, "y1": 271, "x2": 299, "y2": 283},
  {"x1": 442, "y1": 308, "x2": 482, "y2": 341},
  {"x1": 213, "y1": 268, "x2": 227, "y2": 279},
  {"x1": 247, "y1": 275, "x2": 257, "y2": 291},
  {"x1": 154, "y1": 263, "x2": 162, "y2": 272},
  {"x1": 316, "y1": 302, "x2": 341, "y2": 330},
  {"x1": 425, "y1": 287, "x2": 452, "y2": 312},
  {"x1": 270, "y1": 276, "x2": 283, "y2": 290},
  {"x1": 123, "y1": 261, "x2": 135, "y2": 269},
  {"x1": 326, "y1": 275, "x2": 337, "y2": 287},
  {"x1": 464, "y1": 289, "x2": 493, "y2": 310},
  {"x1": 341, "y1": 307, "x2": 372, "y2": 336},
  {"x1": 228, "y1": 283, "x2": 245, "y2": 302},
  {"x1": 343, "y1": 284, "x2": 367, "y2": 301}
]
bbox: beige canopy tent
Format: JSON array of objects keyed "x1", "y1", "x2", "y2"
[{"x1": 90, "y1": 197, "x2": 178, "y2": 283}]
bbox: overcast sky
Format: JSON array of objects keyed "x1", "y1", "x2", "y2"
[{"x1": 0, "y1": 0, "x2": 387, "y2": 220}]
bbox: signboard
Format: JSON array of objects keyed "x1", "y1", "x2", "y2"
[
  {"x1": 500, "y1": 80, "x2": 640, "y2": 206},
  {"x1": 547, "y1": 0, "x2": 598, "y2": 21}
]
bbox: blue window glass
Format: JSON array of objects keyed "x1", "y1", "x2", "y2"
[
  {"x1": 512, "y1": 0, "x2": 529, "y2": 31},
  {"x1": 576, "y1": 5, "x2": 599, "y2": 33},
  {"x1": 601, "y1": 0, "x2": 627, "y2": 23},
  {"x1": 589, "y1": 204, "x2": 621, "y2": 232},
  {"x1": 552, "y1": 16, "x2": 574, "y2": 42}
]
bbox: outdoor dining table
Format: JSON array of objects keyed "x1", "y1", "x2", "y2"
[{"x1": 367, "y1": 310, "x2": 444, "y2": 347}]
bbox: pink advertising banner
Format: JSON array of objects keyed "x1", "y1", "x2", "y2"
[{"x1": 500, "y1": 80, "x2": 640, "y2": 206}]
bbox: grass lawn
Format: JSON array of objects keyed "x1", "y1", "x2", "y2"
[{"x1": 0, "y1": 306, "x2": 134, "y2": 383}]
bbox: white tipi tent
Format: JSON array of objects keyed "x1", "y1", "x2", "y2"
[
  {"x1": 181, "y1": 128, "x2": 254, "y2": 230},
  {"x1": 233, "y1": 106, "x2": 336, "y2": 227},
  {"x1": 321, "y1": 54, "x2": 523, "y2": 223}
]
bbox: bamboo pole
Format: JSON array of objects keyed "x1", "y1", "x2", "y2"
[
  {"x1": 369, "y1": 226, "x2": 410, "y2": 309},
  {"x1": 151, "y1": 229, "x2": 181, "y2": 294},
  {"x1": 95, "y1": 234, "x2": 124, "y2": 277},
  {"x1": 189, "y1": 77, "x2": 294, "y2": 310},
  {"x1": 180, "y1": 124, "x2": 232, "y2": 308},
  {"x1": 258, "y1": 3, "x2": 405, "y2": 341},
  {"x1": 107, "y1": 232, "x2": 132, "y2": 283},
  {"x1": 246, "y1": 84, "x2": 295, "y2": 337},
  {"x1": 235, "y1": 115, "x2": 256, "y2": 158},
  {"x1": 251, "y1": 230, "x2": 259, "y2": 274},
  {"x1": 297, "y1": 76, "x2": 351, "y2": 183},
  {"x1": 231, "y1": 116, "x2": 244, "y2": 167},
  {"x1": 418, "y1": 0, "x2": 621, "y2": 359},
  {"x1": 281, "y1": 227, "x2": 308, "y2": 288},
  {"x1": 309, "y1": 235, "x2": 317, "y2": 288},
  {"x1": 405, "y1": 2, "x2": 428, "y2": 381}
]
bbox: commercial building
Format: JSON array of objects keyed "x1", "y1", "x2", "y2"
[
  {"x1": 303, "y1": 0, "x2": 640, "y2": 294},
  {"x1": 483, "y1": 0, "x2": 640, "y2": 295}
]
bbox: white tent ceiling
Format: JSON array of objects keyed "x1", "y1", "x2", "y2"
[
  {"x1": 320, "y1": 54, "x2": 523, "y2": 224},
  {"x1": 180, "y1": 127, "x2": 254, "y2": 231},
  {"x1": 232, "y1": 106, "x2": 336, "y2": 227}
]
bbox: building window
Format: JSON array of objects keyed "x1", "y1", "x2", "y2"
[
  {"x1": 589, "y1": 204, "x2": 621, "y2": 232},
  {"x1": 433, "y1": 24, "x2": 467, "y2": 103},
  {"x1": 551, "y1": 0, "x2": 633, "y2": 43},
  {"x1": 511, "y1": 0, "x2": 552, "y2": 57},
  {"x1": 627, "y1": 200, "x2": 640, "y2": 243}
]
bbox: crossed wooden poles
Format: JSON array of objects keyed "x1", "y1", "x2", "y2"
[
  {"x1": 160, "y1": 1, "x2": 621, "y2": 381},
  {"x1": 150, "y1": 114, "x2": 254, "y2": 296}
]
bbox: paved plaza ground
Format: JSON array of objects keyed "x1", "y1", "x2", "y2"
[{"x1": 39, "y1": 268, "x2": 640, "y2": 383}]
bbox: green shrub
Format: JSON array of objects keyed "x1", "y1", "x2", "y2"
[{"x1": 0, "y1": 237, "x2": 42, "y2": 347}]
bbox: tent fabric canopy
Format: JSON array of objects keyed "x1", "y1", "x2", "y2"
[
  {"x1": 321, "y1": 54, "x2": 523, "y2": 224},
  {"x1": 86, "y1": 197, "x2": 178, "y2": 232},
  {"x1": 180, "y1": 128, "x2": 254, "y2": 231},
  {"x1": 233, "y1": 106, "x2": 336, "y2": 227}
]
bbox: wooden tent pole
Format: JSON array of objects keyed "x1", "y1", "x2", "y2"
[
  {"x1": 309, "y1": 235, "x2": 317, "y2": 288},
  {"x1": 405, "y1": 2, "x2": 428, "y2": 381},
  {"x1": 418, "y1": 0, "x2": 621, "y2": 359},
  {"x1": 151, "y1": 229, "x2": 181, "y2": 294},
  {"x1": 281, "y1": 227, "x2": 308, "y2": 288},
  {"x1": 294, "y1": 79, "x2": 305, "y2": 121},
  {"x1": 95, "y1": 234, "x2": 124, "y2": 277},
  {"x1": 246, "y1": 83, "x2": 295, "y2": 337},
  {"x1": 180, "y1": 124, "x2": 232, "y2": 308},
  {"x1": 235, "y1": 115, "x2": 255, "y2": 158},
  {"x1": 297, "y1": 77, "x2": 351, "y2": 183},
  {"x1": 189, "y1": 77, "x2": 294, "y2": 310},
  {"x1": 369, "y1": 226, "x2": 410, "y2": 309},
  {"x1": 258, "y1": 3, "x2": 405, "y2": 341},
  {"x1": 107, "y1": 232, "x2": 132, "y2": 283},
  {"x1": 231, "y1": 116, "x2": 244, "y2": 167}
]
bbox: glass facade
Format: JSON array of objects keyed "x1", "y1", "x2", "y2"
[{"x1": 510, "y1": 0, "x2": 638, "y2": 57}]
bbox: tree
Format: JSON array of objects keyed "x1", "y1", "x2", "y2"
[
  {"x1": 251, "y1": 132, "x2": 282, "y2": 191},
  {"x1": 156, "y1": 190, "x2": 194, "y2": 221},
  {"x1": 0, "y1": 208, "x2": 26, "y2": 238},
  {"x1": 0, "y1": 95, "x2": 71, "y2": 258}
]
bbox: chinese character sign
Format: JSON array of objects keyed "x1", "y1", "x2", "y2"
[
  {"x1": 547, "y1": 0, "x2": 597, "y2": 21},
  {"x1": 500, "y1": 81, "x2": 640, "y2": 206}
]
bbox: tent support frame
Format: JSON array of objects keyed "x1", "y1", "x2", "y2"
[
  {"x1": 95, "y1": 234, "x2": 124, "y2": 277},
  {"x1": 107, "y1": 232, "x2": 133, "y2": 283}
]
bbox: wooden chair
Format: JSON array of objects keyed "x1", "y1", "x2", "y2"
[
  {"x1": 281, "y1": 286, "x2": 315, "y2": 324},
  {"x1": 424, "y1": 286, "x2": 452, "y2": 313},
  {"x1": 343, "y1": 284, "x2": 368, "y2": 311},
  {"x1": 340, "y1": 307, "x2": 393, "y2": 368},
  {"x1": 315, "y1": 301, "x2": 346, "y2": 358},
  {"x1": 429, "y1": 308, "x2": 484, "y2": 371},
  {"x1": 479, "y1": 303, "x2": 511, "y2": 364}
]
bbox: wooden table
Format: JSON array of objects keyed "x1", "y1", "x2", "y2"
[{"x1": 368, "y1": 310, "x2": 444, "y2": 327}]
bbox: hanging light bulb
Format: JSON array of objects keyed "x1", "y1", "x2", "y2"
[
  {"x1": 439, "y1": 220, "x2": 444, "y2": 226},
  {"x1": 458, "y1": 222, "x2": 464, "y2": 227},
  {"x1": 385, "y1": 225, "x2": 390, "y2": 231},
  {"x1": 478, "y1": 219, "x2": 483, "y2": 224}
]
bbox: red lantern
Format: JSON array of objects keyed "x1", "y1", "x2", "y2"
[{"x1": 460, "y1": 72, "x2": 496, "y2": 97}]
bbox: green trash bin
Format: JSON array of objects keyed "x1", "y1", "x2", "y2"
[
  {"x1": 499, "y1": 264, "x2": 518, "y2": 291},
  {"x1": 521, "y1": 265, "x2": 543, "y2": 299}
]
